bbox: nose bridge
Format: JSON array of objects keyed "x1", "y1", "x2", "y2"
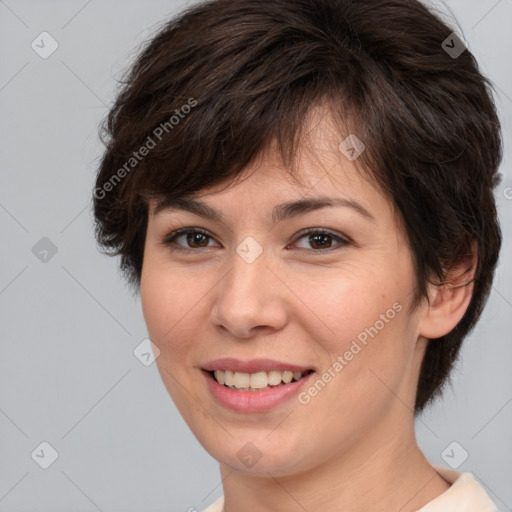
[
  {"x1": 225, "y1": 242, "x2": 272, "y2": 304},
  {"x1": 211, "y1": 238, "x2": 286, "y2": 337}
]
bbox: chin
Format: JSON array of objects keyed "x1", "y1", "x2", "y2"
[{"x1": 195, "y1": 427, "x2": 312, "y2": 477}]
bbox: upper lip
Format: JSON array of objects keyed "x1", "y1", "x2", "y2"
[{"x1": 202, "y1": 358, "x2": 315, "y2": 374}]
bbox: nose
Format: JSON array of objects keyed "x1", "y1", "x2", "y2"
[{"x1": 209, "y1": 248, "x2": 288, "y2": 339}]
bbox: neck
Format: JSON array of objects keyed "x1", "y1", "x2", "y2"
[{"x1": 219, "y1": 412, "x2": 450, "y2": 512}]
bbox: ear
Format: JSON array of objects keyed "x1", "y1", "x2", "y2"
[{"x1": 418, "y1": 241, "x2": 477, "y2": 339}]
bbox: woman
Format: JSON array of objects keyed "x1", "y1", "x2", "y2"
[{"x1": 93, "y1": 0, "x2": 502, "y2": 510}]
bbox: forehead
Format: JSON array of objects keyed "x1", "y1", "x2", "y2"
[{"x1": 150, "y1": 106, "x2": 384, "y2": 216}]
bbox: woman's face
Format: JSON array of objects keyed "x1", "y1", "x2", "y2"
[{"x1": 140, "y1": 112, "x2": 429, "y2": 477}]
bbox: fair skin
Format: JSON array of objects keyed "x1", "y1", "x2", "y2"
[{"x1": 140, "y1": 108, "x2": 474, "y2": 512}]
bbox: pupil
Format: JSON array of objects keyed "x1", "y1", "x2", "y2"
[
  {"x1": 310, "y1": 234, "x2": 330, "y2": 249},
  {"x1": 188, "y1": 233, "x2": 207, "y2": 247}
]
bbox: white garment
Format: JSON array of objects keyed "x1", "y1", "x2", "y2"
[
  {"x1": 201, "y1": 466, "x2": 498, "y2": 512},
  {"x1": 418, "y1": 466, "x2": 498, "y2": 512}
]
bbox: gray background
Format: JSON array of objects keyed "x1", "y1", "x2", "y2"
[{"x1": 0, "y1": 0, "x2": 511, "y2": 511}]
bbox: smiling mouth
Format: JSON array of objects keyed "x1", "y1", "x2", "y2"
[{"x1": 208, "y1": 369, "x2": 315, "y2": 392}]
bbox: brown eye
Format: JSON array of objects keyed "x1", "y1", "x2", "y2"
[
  {"x1": 308, "y1": 233, "x2": 334, "y2": 249},
  {"x1": 163, "y1": 228, "x2": 219, "y2": 251},
  {"x1": 293, "y1": 229, "x2": 350, "y2": 253},
  {"x1": 186, "y1": 232, "x2": 210, "y2": 248}
]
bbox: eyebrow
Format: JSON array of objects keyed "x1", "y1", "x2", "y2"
[{"x1": 154, "y1": 195, "x2": 375, "y2": 224}]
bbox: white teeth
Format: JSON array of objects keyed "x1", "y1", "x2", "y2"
[
  {"x1": 233, "y1": 371, "x2": 250, "y2": 389},
  {"x1": 224, "y1": 370, "x2": 234, "y2": 386},
  {"x1": 212, "y1": 369, "x2": 307, "y2": 390},
  {"x1": 214, "y1": 370, "x2": 225, "y2": 385},
  {"x1": 267, "y1": 370, "x2": 282, "y2": 386},
  {"x1": 249, "y1": 371, "x2": 268, "y2": 389},
  {"x1": 282, "y1": 371, "x2": 293, "y2": 384}
]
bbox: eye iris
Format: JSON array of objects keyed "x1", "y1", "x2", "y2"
[
  {"x1": 187, "y1": 232, "x2": 208, "y2": 247},
  {"x1": 310, "y1": 233, "x2": 331, "y2": 249}
]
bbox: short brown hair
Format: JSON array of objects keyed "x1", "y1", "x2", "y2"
[{"x1": 93, "y1": 0, "x2": 502, "y2": 412}]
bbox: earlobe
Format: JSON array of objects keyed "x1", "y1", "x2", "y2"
[{"x1": 419, "y1": 242, "x2": 477, "y2": 339}]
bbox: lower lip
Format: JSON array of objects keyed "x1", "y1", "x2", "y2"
[{"x1": 203, "y1": 370, "x2": 315, "y2": 412}]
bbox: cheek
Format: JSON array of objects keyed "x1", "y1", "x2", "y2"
[
  {"x1": 140, "y1": 257, "x2": 207, "y2": 357},
  {"x1": 140, "y1": 259, "x2": 209, "y2": 420},
  {"x1": 289, "y1": 263, "x2": 416, "y2": 404},
  {"x1": 289, "y1": 266, "x2": 404, "y2": 351}
]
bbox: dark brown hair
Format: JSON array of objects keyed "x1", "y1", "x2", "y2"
[{"x1": 93, "y1": 0, "x2": 502, "y2": 412}]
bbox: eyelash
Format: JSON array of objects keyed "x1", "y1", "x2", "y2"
[{"x1": 161, "y1": 227, "x2": 351, "y2": 255}]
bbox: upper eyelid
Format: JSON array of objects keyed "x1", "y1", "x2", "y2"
[{"x1": 162, "y1": 227, "x2": 218, "y2": 245}]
